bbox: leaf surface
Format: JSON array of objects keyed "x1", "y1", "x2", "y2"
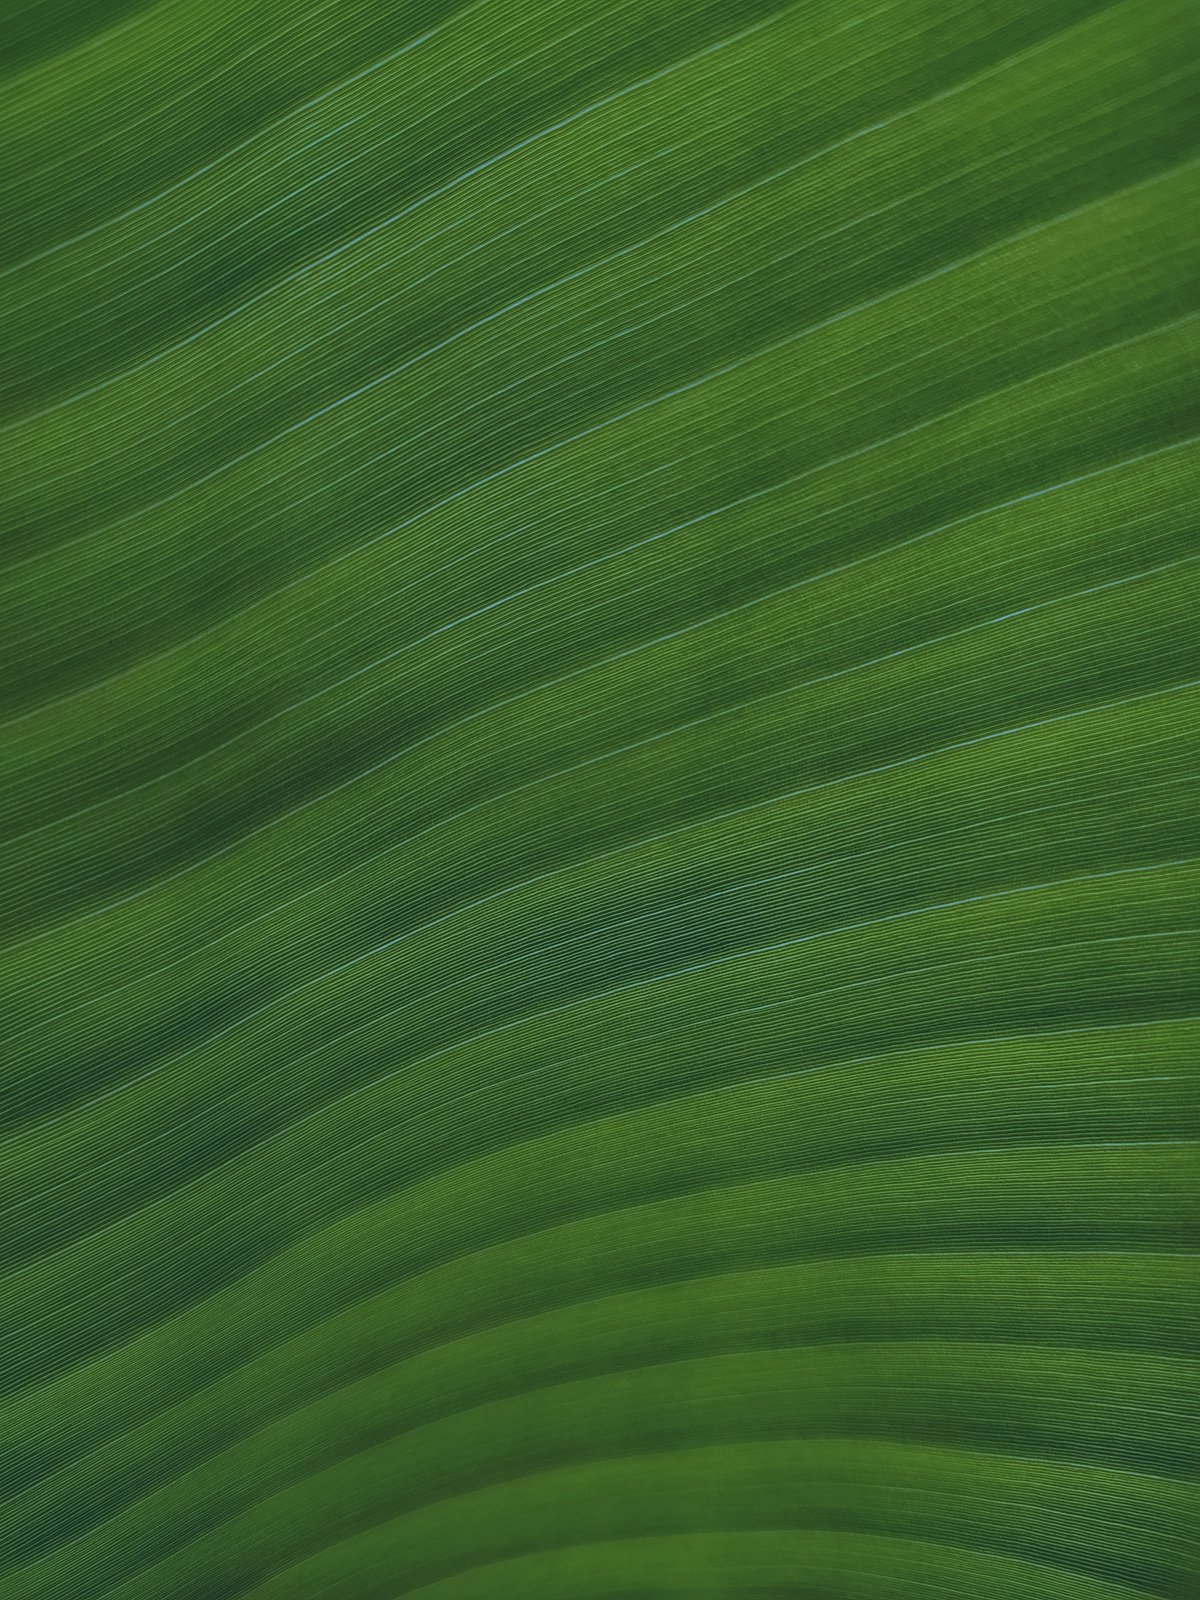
[{"x1": 0, "y1": 1, "x2": 1197, "y2": 1597}]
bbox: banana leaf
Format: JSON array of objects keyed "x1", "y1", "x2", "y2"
[{"x1": 0, "y1": 1, "x2": 1196, "y2": 1596}]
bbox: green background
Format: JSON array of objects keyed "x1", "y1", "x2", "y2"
[{"x1": 0, "y1": 1, "x2": 1197, "y2": 1595}]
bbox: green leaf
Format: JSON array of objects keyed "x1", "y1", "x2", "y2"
[{"x1": 0, "y1": 0, "x2": 1196, "y2": 1597}]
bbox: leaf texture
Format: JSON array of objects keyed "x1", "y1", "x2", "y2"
[{"x1": 0, "y1": 0, "x2": 1197, "y2": 1596}]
